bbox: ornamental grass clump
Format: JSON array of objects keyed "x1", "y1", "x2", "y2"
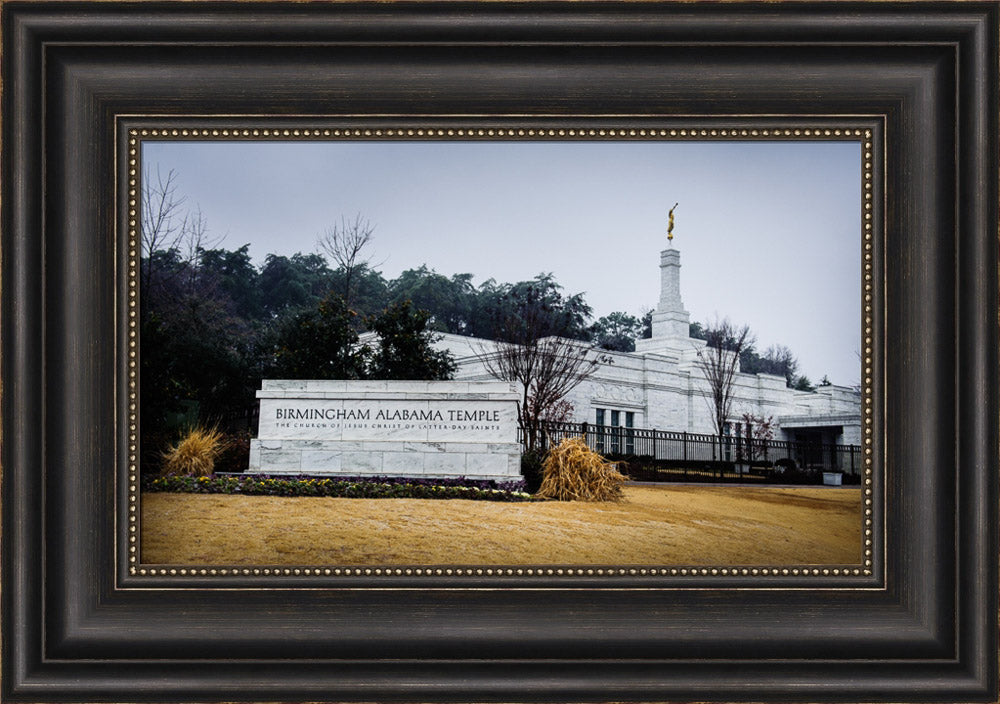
[
  {"x1": 535, "y1": 436, "x2": 626, "y2": 502},
  {"x1": 161, "y1": 426, "x2": 228, "y2": 477}
]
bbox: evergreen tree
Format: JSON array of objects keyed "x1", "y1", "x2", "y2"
[
  {"x1": 328, "y1": 263, "x2": 390, "y2": 324},
  {"x1": 389, "y1": 266, "x2": 476, "y2": 334},
  {"x1": 792, "y1": 375, "x2": 816, "y2": 392},
  {"x1": 640, "y1": 310, "x2": 653, "y2": 339},
  {"x1": 738, "y1": 343, "x2": 799, "y2": 387},
  {"x1": 591, "y1": 311, "x2": 643, "y2": 352},
  {"x1": 486, "y1": 273, "x2": 593, "y2": 343},
  {"x1": 367, "y1": 301, "x2": 456, "y2": 380},
  {"x1": 271, "y1": 293, "x2": 369, "y2": 380},
  {"x1": 258, "y1": 253, "x2": 335, "y2": 317},
  {"x1": 198, "y1": 244, "x2": 262, "y2": 320}
]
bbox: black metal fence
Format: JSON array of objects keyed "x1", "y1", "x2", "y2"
[{"x1": 526, "y1": 420, "x2": 862, "y2": 478}]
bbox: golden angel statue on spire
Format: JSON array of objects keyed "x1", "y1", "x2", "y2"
[{"x1": 667, "y1": 203, "x2": 679, "y2": 241}]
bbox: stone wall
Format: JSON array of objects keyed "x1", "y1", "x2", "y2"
[
  {"x1": 248, "y1": 380, "x2": 522, "y2": 482},
  {"x1": 434, "y1": 332, "x2": 861, "y2": 441}
]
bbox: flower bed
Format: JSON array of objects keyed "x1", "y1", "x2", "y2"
[{"x1": 142, "y1": 474, "x2": 533, "y2": 502}]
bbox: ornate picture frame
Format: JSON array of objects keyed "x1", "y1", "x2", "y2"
[
  {"x1": 130, "y1": 123, "x2": 873, "y2": 575},
  {"x1": 2, "y1": 2, "x2": 997, "y2": 702}
]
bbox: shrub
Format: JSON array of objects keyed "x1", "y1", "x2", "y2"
[
  {"x1": 162, "y1": 426, "x2": 228, "y2": 477},
  {"x1": 139, "y1": 427, "x2": 173, "y2": 479},
  {"x1": 214, "y1": 430, "x2": 252, "y2": 474},
  {"x1": 535, "y1": 436, "x2": 626, "y2": 502},
  {"x1": 520, "y1": 448, "x2": 547, "y2": 494},
  {"x1": 768, "y1": 459, "x2": 821, "y2": 485},
  {"x1": 774, "y1": 458, "x2": 798, "y2": 473}
]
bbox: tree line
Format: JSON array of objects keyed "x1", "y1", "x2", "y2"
[{"x1": 141, "y1": 244, "x2": 605, "y2": 419}]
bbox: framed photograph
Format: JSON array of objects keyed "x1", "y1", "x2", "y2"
[
  {"x1": 136, "y1": 135, "x2": 867, "y2": 568},
  {"x1": 3, "y1": 2, "x2": 997, "y2": 702}
]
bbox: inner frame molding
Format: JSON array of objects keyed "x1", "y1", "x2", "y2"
[{"x1": 121, "y1": 118, "x2": 884, "y2": 585}]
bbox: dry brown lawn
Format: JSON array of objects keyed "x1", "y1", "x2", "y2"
[{"x1": 141, "y1": 484, "x2": 862, "y2": 566}]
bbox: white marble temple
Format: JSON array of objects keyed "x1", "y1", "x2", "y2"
[{"x1": 435, "y1": 242, "x2": 862, "y2": 450}]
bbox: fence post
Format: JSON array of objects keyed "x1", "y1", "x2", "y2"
[{"x1": 718, "y1": 436, "x2": 723, "y2": 479}]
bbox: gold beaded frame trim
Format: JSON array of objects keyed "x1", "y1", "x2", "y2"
[{"x1": 122, "y1": 121, "x2": 881, "y2": 584}]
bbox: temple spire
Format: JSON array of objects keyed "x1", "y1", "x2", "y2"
[
  {"x1": 633, "y1": 209, "x2": 697, "y2": 354},
  {"x1": 650, "y1": 203, "x2": 690, "y2": 339}
]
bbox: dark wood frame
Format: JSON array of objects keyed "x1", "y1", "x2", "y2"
[
  {"x1": 126, "y1": 119, "x2": 877, "y2": 577},
  {"x1": 3, "y1": 2, "x2": 997, "y2": 702}
]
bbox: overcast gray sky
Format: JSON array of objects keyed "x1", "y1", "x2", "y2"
[{"x1": 143, "y1": 139, "x2": 862, "y2": 386}]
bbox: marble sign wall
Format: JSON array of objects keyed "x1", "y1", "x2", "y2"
[{"x1": 247, "y1": 380, "x2": 522, "y2": 482}]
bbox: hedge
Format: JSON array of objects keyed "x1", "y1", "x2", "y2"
[{"x1": 142, "y1": 473, "x2": 534, "y2": 502}]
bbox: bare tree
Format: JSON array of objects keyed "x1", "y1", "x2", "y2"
[
  {"x1": 140, "y1": 168, "x2": 222, "y2": 314},
  {"x1": 761, "y1": 344, "x2": 798, "y2": 387},
  {"x1": 316, "y1": 213, "x2": 376, "y2": 308},
  {"x1": 483, "y1": 336, "x2": 608, "y2": 453},
  {"x1": 179, "y1": 205, "x2": 211, "y2": 257},
  {"x1": 140, "y1": 166, "x2": 187, "y2": 295},
  {"x1": 176, "y1": 205, "x2": 216, "y2": 289},
  {"x1": 739, "y1": 411, "x2": 775, "y2": 463},
  {"x1": 478, "y1": 283, "x2": 609, "y2": 452},
  {"x1": 694, "y1": 318, "x2": 755, "y2": 459}
]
